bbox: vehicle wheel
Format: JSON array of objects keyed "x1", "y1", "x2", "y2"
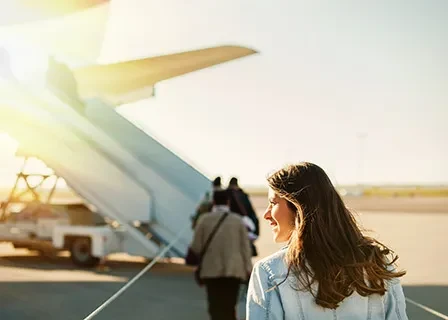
[{"x1": 70, "y1": 237, "x2": 100, "y2": 267}]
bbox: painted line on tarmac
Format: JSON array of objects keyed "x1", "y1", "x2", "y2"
[
  {"x1": 406, "y1": 297, "x2": 448, "y2": 320},
  {"x1": 82, "y1": 225, "x2": 190, "y2": 320}
]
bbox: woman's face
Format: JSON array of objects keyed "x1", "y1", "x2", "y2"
[{"x1": 264, "y1": 187, "x2": 296, "y2": 243}]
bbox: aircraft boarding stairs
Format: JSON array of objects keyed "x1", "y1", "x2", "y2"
[{"x1": 0, "y1": 77, "x2": 211, "y2": 261}]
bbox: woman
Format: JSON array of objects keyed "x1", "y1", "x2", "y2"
[{"x1": 246, "y1": 162, "x2": 408, "y2": 319}]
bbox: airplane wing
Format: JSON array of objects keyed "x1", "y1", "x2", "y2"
[
  {"x1": 73, "y1": 45, "x2": 258, "y2": 105},
  {"x1": 1, "y1": 0, "x2": 108, "y2": 26}
]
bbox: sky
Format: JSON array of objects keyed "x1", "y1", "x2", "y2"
[{"x1": 1, "y1": 0, "x2": 447, "y2": 187}]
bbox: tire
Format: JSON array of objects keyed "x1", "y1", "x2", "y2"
[{"x1": 70, "y1": 237, "x2": 100, "y2": 267}]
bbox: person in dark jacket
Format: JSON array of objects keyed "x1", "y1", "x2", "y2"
[{"x1": 227, "y1": 177, "x2": 259, "y2": 256}]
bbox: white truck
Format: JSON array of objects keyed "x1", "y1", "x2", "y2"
[
  {"x1": 0, "y1": 163, "x2": 156, "y2": 267},
  {"x1": 0, "y1": 198, "x2": 165, "y2": 268},
  {"x1": 0, "y1": 201, "x2": 115, "y2": 267}
]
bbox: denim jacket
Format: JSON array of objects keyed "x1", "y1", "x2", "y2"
[{"x1": 246, "y1": 248, "x2": 408, "y2": 320}]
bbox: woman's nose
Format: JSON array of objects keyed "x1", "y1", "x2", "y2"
[{"x1": 263, "y1": 207, "x2": 271, "y2": 220}]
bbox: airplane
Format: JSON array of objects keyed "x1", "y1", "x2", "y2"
[{"x1": 0, "y1": 1, "x2": 258, "y2": 267}]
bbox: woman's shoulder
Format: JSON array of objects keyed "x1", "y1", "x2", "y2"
[{"x1": 254, "y1": 247, "x2": 289, "y2": 281}]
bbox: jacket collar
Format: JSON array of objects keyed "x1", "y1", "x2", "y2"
[{"x1": 212, "y1": 205, "x2": 230, "y2": 213}]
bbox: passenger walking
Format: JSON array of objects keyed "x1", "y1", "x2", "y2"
[
  {"x1": 246, "y1": 162, "x2": 408, "y2": 320},
  {"x1": 227, "y1": 177, "x2": 259, "y2": 256},
  {"x1": 189, "y1": 190, "x2": 253, "y2": 320}
]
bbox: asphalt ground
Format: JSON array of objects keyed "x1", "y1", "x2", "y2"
[{"x1": 0, "y1": 195, "x2": 447, "y2": 319}]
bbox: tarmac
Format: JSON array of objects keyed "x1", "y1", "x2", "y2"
[{"x1": 0, "y1": 195, "x2": 447, "y2": 319}]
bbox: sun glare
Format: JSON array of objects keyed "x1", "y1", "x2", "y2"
[
  {"x1": 0, "y1": 134, "x2": 68, "y2": 189},
  {"x1": 2, "y1": 42, "x2": 48, "y2": 86},
  {"x1": 0, "y1": 133, "x2": 18, "y2": 153}
]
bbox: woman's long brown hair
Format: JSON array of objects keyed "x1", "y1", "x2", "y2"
[{"x1": 267, "y1": 162, "x2": 406, "y2": 309}]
